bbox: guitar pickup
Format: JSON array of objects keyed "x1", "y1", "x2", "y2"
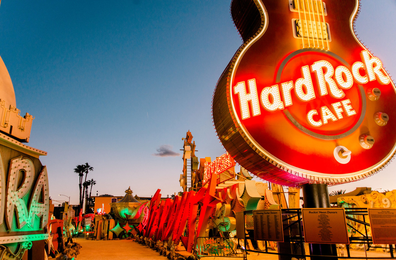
[{"x1": 292, "y1": 19, "x2": 331, "y2": 41}]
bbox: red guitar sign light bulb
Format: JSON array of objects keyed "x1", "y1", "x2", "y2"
[{"x1": 213, "y1": 0, "x2": 396, "y2": 186}]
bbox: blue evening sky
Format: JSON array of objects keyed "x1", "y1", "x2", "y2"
[{"x1": 0, "y1": 0, "x2": 395, "y2": 204}]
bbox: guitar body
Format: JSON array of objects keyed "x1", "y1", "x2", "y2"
[{"x1": 213, "y1": 0, "x2": 396, "y2": 186}]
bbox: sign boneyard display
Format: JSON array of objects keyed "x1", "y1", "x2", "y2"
[{"x1": 213, "y1": 0, "x2": 396, "y2": 186}]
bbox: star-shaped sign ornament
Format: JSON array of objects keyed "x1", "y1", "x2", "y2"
[
  {"x1": 123, "y1": 223, "x2": 134, "y2": 233},
  {"x1": 110, "y1": 222, "x2": 125, "y2": 237}
]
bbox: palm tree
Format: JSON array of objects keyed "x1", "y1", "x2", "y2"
[
  {"x1": 86, "y1": 179, "x2": 97, "y2": 212},
  {"x1": 74, "y1": 164, "x2": 85, "y2": 211},
  {"x1": 82, "y1": 163, "x2": 93, "y2": 211},
  {"x1": 88, "y1": 179, "x2": 96, "y2": 198},
  {"x1": 82, "y1": 162, "x2": 94, "y2": 185},
  {"x1": 74, "y1": 163, "x2": 94, "y2": 212},
  {"x1": 83, "y1": 180, "x2": 91, "y2": 212}
]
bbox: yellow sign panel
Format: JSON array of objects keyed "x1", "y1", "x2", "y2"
[
  {"x1": 302, "y1": 208, "x2": 349, "y2": 244},
  {"x1": 253, "y1": 210, "x2": 284, "y2": 242},
  {"x1": 368, "y1": 209, "x2": 396, "y2": 244}
]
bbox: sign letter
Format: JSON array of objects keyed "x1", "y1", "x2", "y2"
[
  {"x1": 234, "y1": 79, "x2": 261, "y2": 119},
  {"x1": 6, "y1": 157, "x2": 35, "y2": 229},
  {"x1": 28, "y1": 166, "x2": 49, "y2": 229}
]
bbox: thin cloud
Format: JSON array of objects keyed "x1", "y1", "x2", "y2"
[{"x1": 153, "y1": 145, "x2": 180, "y2": 157}]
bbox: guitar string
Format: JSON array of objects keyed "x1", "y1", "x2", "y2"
[
  {"x1": 305, "y1": 0, "x2": 312, "y2": 47},
  {"x1": 308, "y1": 0, "x2": 314, "y2": 47},
  {"x1": 313, "y1": 0, "x2": 320, "y2": 48},
  {"x1": 306, "y1": 0, "x2": 312, "y2": 47},
  {"x1": 313, "y1": 0, "x2": 321, "y2": 48},
  {"x1": 301, "y1": 0, "x2": 310, "y2": 47},
  {"x1": 297, "y1": 0, "x2": 304, "y2": 48},
  {"x1": 307, "y1": 0, "x2": 317, "y2": 48},
  {"x1": 321, "y1": 0, "x2": 330, "y2": 50},
  {"x1": 293, "y1": 0, "x2": 328, "y2": 50},
  {"x1": 314, "y1": 0, "x2": 324, "y2": 50},
  {"x1": 300, "y1": 0, "x2": 329, "y2": 50}
]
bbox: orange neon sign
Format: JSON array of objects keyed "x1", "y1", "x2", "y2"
[{"x1": 212, "y1": 0, "x2": 396, "y2": 186}]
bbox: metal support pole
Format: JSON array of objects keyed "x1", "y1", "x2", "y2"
[{"x1": 347, "y1": 244, "x2": 351, "y2": 258}]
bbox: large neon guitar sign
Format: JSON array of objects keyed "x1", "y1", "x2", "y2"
[{"x1": 213, "y1": 0, "x2": 396, "y2": 186}]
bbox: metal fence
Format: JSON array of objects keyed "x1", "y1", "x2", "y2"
[{"x1": 238, "y1": 208, "x2": 396, "y2": 259}]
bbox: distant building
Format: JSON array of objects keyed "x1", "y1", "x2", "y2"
[
  {"x1": 92, "y1": 193, "x2": 155, "y2": 214},
  {"x1": 92, "y1": 194, "x2": 123, "y2": 214}
]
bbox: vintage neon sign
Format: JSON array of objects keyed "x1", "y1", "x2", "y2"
[
  {"x1": 212, "y1": 0, "x2": 396, "y2": 185},
  {"x1": 234, "y1": 51, "x2": 388, "y2": 128},
  {"x1": 0, "y1": 153, "x2": 49, "y2": 245},
  {"x1": 203, "y1": 153, "x2": 236, "y2": 186},
  {"x1": 138, "y1": 175, "x2": 222, "y2": 253}
]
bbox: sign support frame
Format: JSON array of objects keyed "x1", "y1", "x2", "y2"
[{"x1": 302, "y1": 184, "x2": 338, "y2": 260}]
